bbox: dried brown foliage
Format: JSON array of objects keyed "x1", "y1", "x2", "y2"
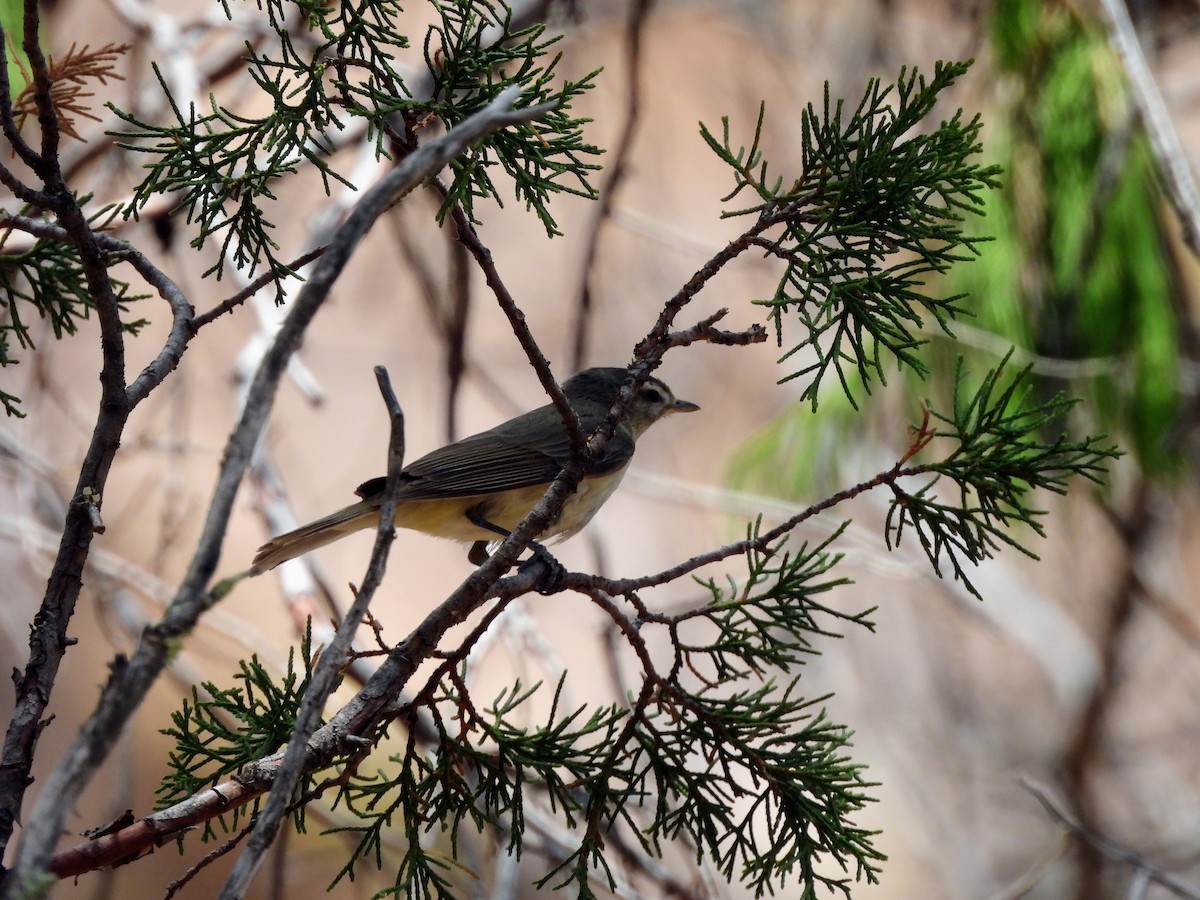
[{"x1": 12, "y1": 41, "x2": 128, "y2": 141}]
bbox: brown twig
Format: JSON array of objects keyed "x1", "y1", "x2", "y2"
[
  {"x1": 569, "y1": 0, "x2": 657, "y2": 370},
  {"x1": 163, "y1": 824, "x2": 255, "y2": 899},
  {"x1": 558, "y1": 460, "x2": 933, "y2": 598},
  {"x1": 218, "y1": 366, "x2": 407, "y2": 897},
  {"x1": 0, "y1": 213, "x2": 196, "y2": 407},
  {"x1": 627, "y1": 199, "x2": 808, "y2": 383},
  {"x1": 442, "y1": 185, "x2": 588, "y2": 454},
  {"x1": 660, "y1": 307, "x2": 767, "y2": 350},
  {"x1": 191, "y1": 246, "x2": 327, "y2": 331},
  {"x1": 1022, "y1": 777, "x2": 1200, "y2": 900}
]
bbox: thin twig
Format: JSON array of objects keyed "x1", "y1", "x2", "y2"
[
  {"x1": 218, "y1": 366, "x2": 406, "y2": 898},
  {"x1": 560, "y1": 461, "x2": 932, "y2": 597},
  {"x1": 191, "y1": 245, "x2": 327, "y2": 331},
  {"x1": 1021, "y1": 777, "x2": 1200, "y2": 900},
  {"x1": 164, "y1": 823, "x2": 255, "y2": 899},
  {"x1": 0, "y1": 213, "x2": 195, "y2": 406},
  {"x1": 1095, "y1": 0, "x2": 1200, "y2": 258},
  {"x1": 569, "y1": 0, "x2": 656, "y2": 370},
  {"x1": 441, "y1": 184, "x2": 587, "y2": 453}
]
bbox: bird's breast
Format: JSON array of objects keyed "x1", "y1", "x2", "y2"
[
  {"x1": 549, "y1": 466, "x2": 629, "y2": 541},
  {"x1": 390, "y1": 467, "x2": 630, "y2": 543}
]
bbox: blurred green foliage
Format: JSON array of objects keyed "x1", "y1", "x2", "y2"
[
  {"x1": 973, "y1": 0, "x2": 1182, "y2": 475},
  {"x1": 733, "y1": 0, "x2": 1187, "y2": 505},
  {"x1": 0, "y1": 0, "x2": 29, "y2": 99}
]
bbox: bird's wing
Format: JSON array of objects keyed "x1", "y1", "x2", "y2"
[{"x1": 354, "y1": 406, "x2": 635, "y2": 503}]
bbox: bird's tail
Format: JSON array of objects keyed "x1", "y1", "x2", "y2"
[{"x1": 251, "y1": 501, "x2": 378, "y2": 574}]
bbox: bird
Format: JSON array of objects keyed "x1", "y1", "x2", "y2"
[{"x1": 250, "y1": 367, "x2": 699, "y2": 574}]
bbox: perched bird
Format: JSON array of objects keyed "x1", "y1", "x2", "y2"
[{"x1": 250, "y1": 367, "x2": 699, "y2": 573}]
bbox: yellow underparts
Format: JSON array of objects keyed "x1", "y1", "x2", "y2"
[{"x1": 392, "y1": 468, "x2": 629, "y2": 543}]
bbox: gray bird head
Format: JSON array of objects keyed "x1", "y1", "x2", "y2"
[{"x1": 563, "y1": 367, "x2": 699, "y2": 437}]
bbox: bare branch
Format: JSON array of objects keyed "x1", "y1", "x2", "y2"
[
  {"x1": 444, "y1": 193, "x2": 587, "y2": 453},
  {"x1": 561, "y1": 461, "x2": 932, "y2": 596},
  {"x1": 191, "y1": 246, "x2": 327, "y2": 331},
  {"x1": 569, "y1": 0, "x2": 657, "y2": 370},
  {"x1": 218, "y1": 367, "x2": 407, "y2": 897},
  {"x1": 631, "y1": 200, "x2": 804, "y2": 368},
  {"x1": 0, "y1": 213, "x2": 194, "y2": 406},
  {"x1": 1095, "y1": 0, "x2": 1200, "y2": 259},
  {"x1": 661, "y1": 307, "x2": 768, "y2": 349},
  {"x1": 1022, "y1": 778, "x2": 1200, "y2": 900}
]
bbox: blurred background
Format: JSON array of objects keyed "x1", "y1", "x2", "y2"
[{"x1": 4, "y1": 0, "x2": 1200, "y2": 896}]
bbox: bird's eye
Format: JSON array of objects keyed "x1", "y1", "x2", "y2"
[{"x1": 638, "y1": 387, "x2": 664, "y2": 404}]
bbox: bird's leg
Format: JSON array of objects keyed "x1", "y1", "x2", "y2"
[
  {"x1": 465, "y1": 506, "x2": 565, "y2": 594},
  {"x1": 466, "y1": 507, "x2": 511, "y2": 566}
]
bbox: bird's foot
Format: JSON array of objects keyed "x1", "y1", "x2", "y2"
[
  {"x1": 518, "y1": 541, "x2": 567, "y2": 595},
  {"x1": 466, "y1": 528, "x2": 565, "y2": 594}
]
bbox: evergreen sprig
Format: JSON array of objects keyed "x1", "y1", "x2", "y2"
[
  {"x1": 690, "y1": 522, "x2": 871, "y2": 680},
  {"x1": 422, "y1": 0, "x2": 603, "y2": 235},
  {"x1": 887, "y1": 352, "x2": 1118, "y2": 597},
  {"x1": 0, "y1": 233, "x2": 147, "y2": 416},
  {"x1": 109, "y1": 0, "x2": 600, "y2": 286},
  {"x1": 156, "y1": 633, "x2": 317, "y2": 839},
  {"x1": 317, "y1": 530, "x2": 883, "y2": 898},
  {"x1": 631, "y1": 682, "x2": 881, "y2": 899},
  {"x1": 111, "y1": 61, "x2": 350, "y2": 282},
  {"x1": 329, "y1": 675, "x2": 628, "y2": 897},
  {"x1": 701, "y1": 60, "x2": 1002, "y2": 408}
]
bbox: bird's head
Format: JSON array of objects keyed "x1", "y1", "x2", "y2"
[{"x1": 563, "y1": 367, "x2": 700, "y2": 437}]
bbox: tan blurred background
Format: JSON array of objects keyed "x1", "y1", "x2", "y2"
[{"x1": 5, "y1": 0, "x2": 1200, "y2": 897}]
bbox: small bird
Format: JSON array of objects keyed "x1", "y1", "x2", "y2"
[{"x1": 250, "y1": 367, "x2": 699, "y2": 573}]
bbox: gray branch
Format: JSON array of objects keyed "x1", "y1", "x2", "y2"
[
  {"x1": 1096, "y1": 0, "x2": 1200, "y2": 257},
  {"x1": 1022, "y1": 777, "x2": 1200, "y2": 900},
  {"x1": 218, "y1": 367, "x2": 406, "y2": 898}
]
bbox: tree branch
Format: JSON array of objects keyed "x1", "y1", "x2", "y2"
[
  {"x1": 444, "y1": 193, "x2": 587, "y2": 453},
  {"x1": 218, "y1": 367, "x2": 407, "y2": 897},
  {"x1": 564, "y1": 461, "x2": 932, "y2": 596},
  {"x1": 1095, "y1": 0, "x2": 1200, "y2": 259},
  {"x1": 1022, "y1": 777, "x2": 1200, "y2": 900},
  {"x1": 0, "y1": 213, "x2": 196, "y2": 407},
  {"x1": 190, "y1": 245, "x2": 327, "y2": 331},
  {"x1": 0, "y1": 5, "x2": 140, "y2": 862}
]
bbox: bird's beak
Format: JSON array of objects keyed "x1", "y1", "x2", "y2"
[{"x1": 671, "y1": 399, "x2": 700, "y2": 414}]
